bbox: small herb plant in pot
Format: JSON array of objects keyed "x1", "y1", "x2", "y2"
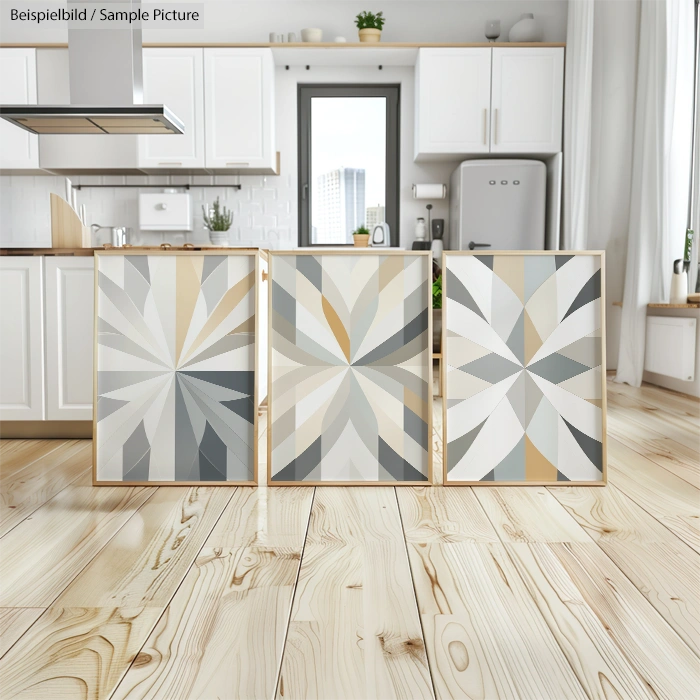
[
  {"x1": 356, "y1": 11, "x2": 385, "y2": 43},
  {"x1": 202, "y1": 197, "x2": 233, "y2": 246},
  {"x1": 352, "y1": 225, "x2": 371, "y2": 247},
  {"x1": 432, "y1": 272, "x2": 442, "y2": 353}
]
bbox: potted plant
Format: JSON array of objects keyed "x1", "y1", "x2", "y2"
[
  {"x1": 202, "y1": 197, "x2": 233, "y2": 246},
  {"x1": 355, "y1": 11, "x2": 385, "y2": 43},
  {"x1": 352, "y1": 225, "x2": 371, "y2": 247},
  {"x1": 432, "y1": 270, "x2": 442, "y2": 353}
]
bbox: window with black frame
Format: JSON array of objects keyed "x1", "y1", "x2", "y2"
[{"x1": 298, "y1": 85, "x2": 400, "y2": 247}]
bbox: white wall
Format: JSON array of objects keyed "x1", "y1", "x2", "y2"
[
  {"x1": 0, "y1": 1, "x2": 568, "y2": 44},
  {"x1": 586, "y1": 0, "x2": 639, "y2": 369}
]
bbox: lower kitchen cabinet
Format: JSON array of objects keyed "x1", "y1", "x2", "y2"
[
  {"x1": 44, "y1": 257, "x2": 94, "y2": 419},
  {"x1": 0, "y1": 256, "x2": 94, "y2": 421},
  {"x1": 0, "y1": 257, "x2": 45, "y2": 420}
]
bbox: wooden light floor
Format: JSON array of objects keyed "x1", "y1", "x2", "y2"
[{"x1": 0, "y1": 378, "x2": 698, "y2": 699}]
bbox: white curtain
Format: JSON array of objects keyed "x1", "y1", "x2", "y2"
[
  {"x1": 615, "y1": 0, "x2": 695, "y2": 386},
  {"x1": 562, "y1": 0, "x2": 595, "y2": 250}
]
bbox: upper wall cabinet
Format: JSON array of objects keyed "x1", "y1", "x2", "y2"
[
  {"x1": 415, "y1": 48, "x2": 492, "y2": 159},
  {"x1": 414, "y1": 47, "x2": 564, "y2": 160},
  {"x1": 138, "y1": 48, "x2": 205, "y2": 171},
  {"x1": 0, "y1": 49, "x2": 40, "y2": 172},
  {"x1": 204, "y1": 48, "x2": 276, "y2": 172},
  {"x1": 491, "y1": 48, "x2": 564, "y2": 154}
]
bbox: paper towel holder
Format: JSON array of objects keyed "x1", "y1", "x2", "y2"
[{"x1": 412, "y1": 183, "x2": 447, "y2": 199}]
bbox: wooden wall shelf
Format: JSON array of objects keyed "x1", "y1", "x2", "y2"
[
  {"x1": 0, "y1": 41, "x2": 566, "y2": 50},
  {"x1": 648, "y1": 303, "x2": 700, "y2": 309}
]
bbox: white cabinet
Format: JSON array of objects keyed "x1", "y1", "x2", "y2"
[
  {"x1": 44, "y1": 258, "x2": 94, "y2": 420},
  {"x1": 414, "y1": 47, "x2": 564, "y2": 160},
  {"x1": 491, "y1": 48, "x2": 564, "y2": 154},
  {"x1": 204, "y1": 48, "x2": 276, "y2": 171},
  {"x1": 414, "y1": 49, "x2": 491, "y2": 160},
  {"x1": 138, "y1": 48, "x2": 205, "y2": 170},
  {"x1": 0, "y1": 49, "x2": 39, "y2": 172},
  {"x1": 0, "y1": 258, "x2": 45, "y2": 420}
]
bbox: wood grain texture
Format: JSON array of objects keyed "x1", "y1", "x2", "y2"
[
  {"x1": 549, "y1": 482, "x2": 689, "y2": 543},
  {"x1": 607, "y1": 380, "x2": 700, "y2": 428},
  {"x1": 409, "y1": 542, "x2": 588, "y2": 700},
  {"x1": 0, "y1": 608, "x2": 44, "y2": 658},
  {"x1": 0, "y1": 440, "x2": 91, "y2": 537},
  {"x1": 0, "y1": 472, "x2": 154, "y2": 607},
  {"x1": 607, "y1": 438, "x2": 700, "y2": 552},
  {"x1": 474, "y1": 487, "x2": 592, "y2": 543},
  {"x1": 504, "y1": 543, "x2": 658, "y2": 700},
  {"x1": 0, "y1": 439, "x2": 69, "y2": 479},
  {"x1": 397, "y1": 486, "x2": 498, "y2": 543},
  {"x1": 110, "y1": 487, "x2": 314, "y2": 700},
  {"x1": 279, "y1": 487, "x2": 434, "y2": 699},
  {"x1": 596, "y1": 540, "x2": 700, "y2": 656},
  {"x1": 607, "y1": 415, "x2": 700, "y2": 488},
  {"x1": 0, "y1": 487, "x2": 233, "y2": 699},
  {"x1": 551, "y1": 542, "x2": 700, "y2": 700}
]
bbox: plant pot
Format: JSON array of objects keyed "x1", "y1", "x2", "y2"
[
  {"x1": 353, "y1": 234, "x2": 370, "y2": 247},
  {"x1": 208, "y1": 230, "x2": 230, "y2": 246},
  {"x1": 432, "y1": 308, "x2": 442, "y2": 353},
  {"x1": 358, "y1": 28, "x2": 382, "y2": 43}
]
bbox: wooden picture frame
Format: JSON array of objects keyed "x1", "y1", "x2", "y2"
[
  {"x1": 267, "y1": 249, "x2": 433, "y2": 486},
  {"x1": 93, "y1": 248, "x2": 264, "y2": 486},
  {"x1": 442, "y1": 250, "x2": 607, "y2": 486}
]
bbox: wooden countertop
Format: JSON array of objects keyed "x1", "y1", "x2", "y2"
[{"x1": 1, "y1": 246, "x2": 267, "y2": 256}]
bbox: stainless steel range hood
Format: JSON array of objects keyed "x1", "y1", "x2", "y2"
[{"x1": 0, "y1": 0, "x2": 184, "y2": 135}]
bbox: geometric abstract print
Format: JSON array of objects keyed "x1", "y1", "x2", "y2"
[
  {"x1": 444, "y1": 252, "x2": 605, "y2": 484},
  {"x1": 269, "y1": 252, "x2": 431, "y2": 484},
  {"x1": 94, "y1": 252, "x2": 257, "y2": 484}
]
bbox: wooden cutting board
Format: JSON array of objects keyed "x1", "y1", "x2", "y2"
[{"x1": 50, "y1": 193, "x2": 91, "y2": 248}]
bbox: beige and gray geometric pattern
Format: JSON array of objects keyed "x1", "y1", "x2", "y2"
[
  {"x1": 269, "y1": 252, "x2": 431, "y2": 484},
  {"x1": 444, "y1": 252, "x2": 605, "y2": 484},
  {"x1": 95, "y1": 252, "x2": 257, "y2": 484}
]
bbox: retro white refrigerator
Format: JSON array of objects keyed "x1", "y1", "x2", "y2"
[{"x1": 448, "y1": 159, "x2": 547, "y2": 251}]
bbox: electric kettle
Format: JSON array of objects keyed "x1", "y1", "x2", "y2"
[
  {"x1": 370, "y1": 222, "x2": 391, "y2": 247},
  {"x1": 92, "y1": 224, "x2": 129, "y2": 247}
]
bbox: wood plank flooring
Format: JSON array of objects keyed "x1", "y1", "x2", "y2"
[{"x1": 0, "y1": 378, "x2": 698, "y2": 699}]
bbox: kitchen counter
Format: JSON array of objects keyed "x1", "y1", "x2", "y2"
[{"x1": 1, "y1": 246, "x2": 267, "y2": 256}]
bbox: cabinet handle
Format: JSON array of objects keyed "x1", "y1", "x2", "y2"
[
  {"x1": 158, "y1": 162, "x2": 183, "y2": 166},
  {"x1": 262, "y1": 270, "x2": 269, "y2": 282},
  {"x1": 226, "y1": 162, "x2": 250, "y2": 167},
  {"x1": 483, "y1": 108, "x2": 487, "y2": 145},
  {"x1": 494, "y1": 108, "x2": 499, "y2": 145}
]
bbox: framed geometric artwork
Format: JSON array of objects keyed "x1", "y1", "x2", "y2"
[
  {"x1": 443, "y1": 251, "x2": 606, "y2": 485},
  {"x1": 268, "y1": 251, "x2": 432, "y2": 485},
  {"x1": 93, "y1": 250, "x2": 262, "y2": 485}
]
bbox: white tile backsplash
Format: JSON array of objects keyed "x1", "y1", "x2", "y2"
[{"x1": 0, "y1": 174, "x2": 297, "y2": 249}]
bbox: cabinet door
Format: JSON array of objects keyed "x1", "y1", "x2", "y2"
[
  {"x1": 414, "y1": 48, "x2": 491, "y2": 160},
  {"x1": 491, "y1": 48, "x2": 564, "y2": 154},
  {"x1": 204, "y1": 48, "x2": 275, "y2": 170},
  {"x1": 44, "y1": 257, "x2": 95, "y2": 420},
  {"x1": 0, "y1": 258, "x2": 45, "y2": 420},
  {"x1": 139, "y1": 49, "x2": 205, "y2": 170},
  {"x1": 0, "y1": 49, "x2": 39, "y2": 171}
]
